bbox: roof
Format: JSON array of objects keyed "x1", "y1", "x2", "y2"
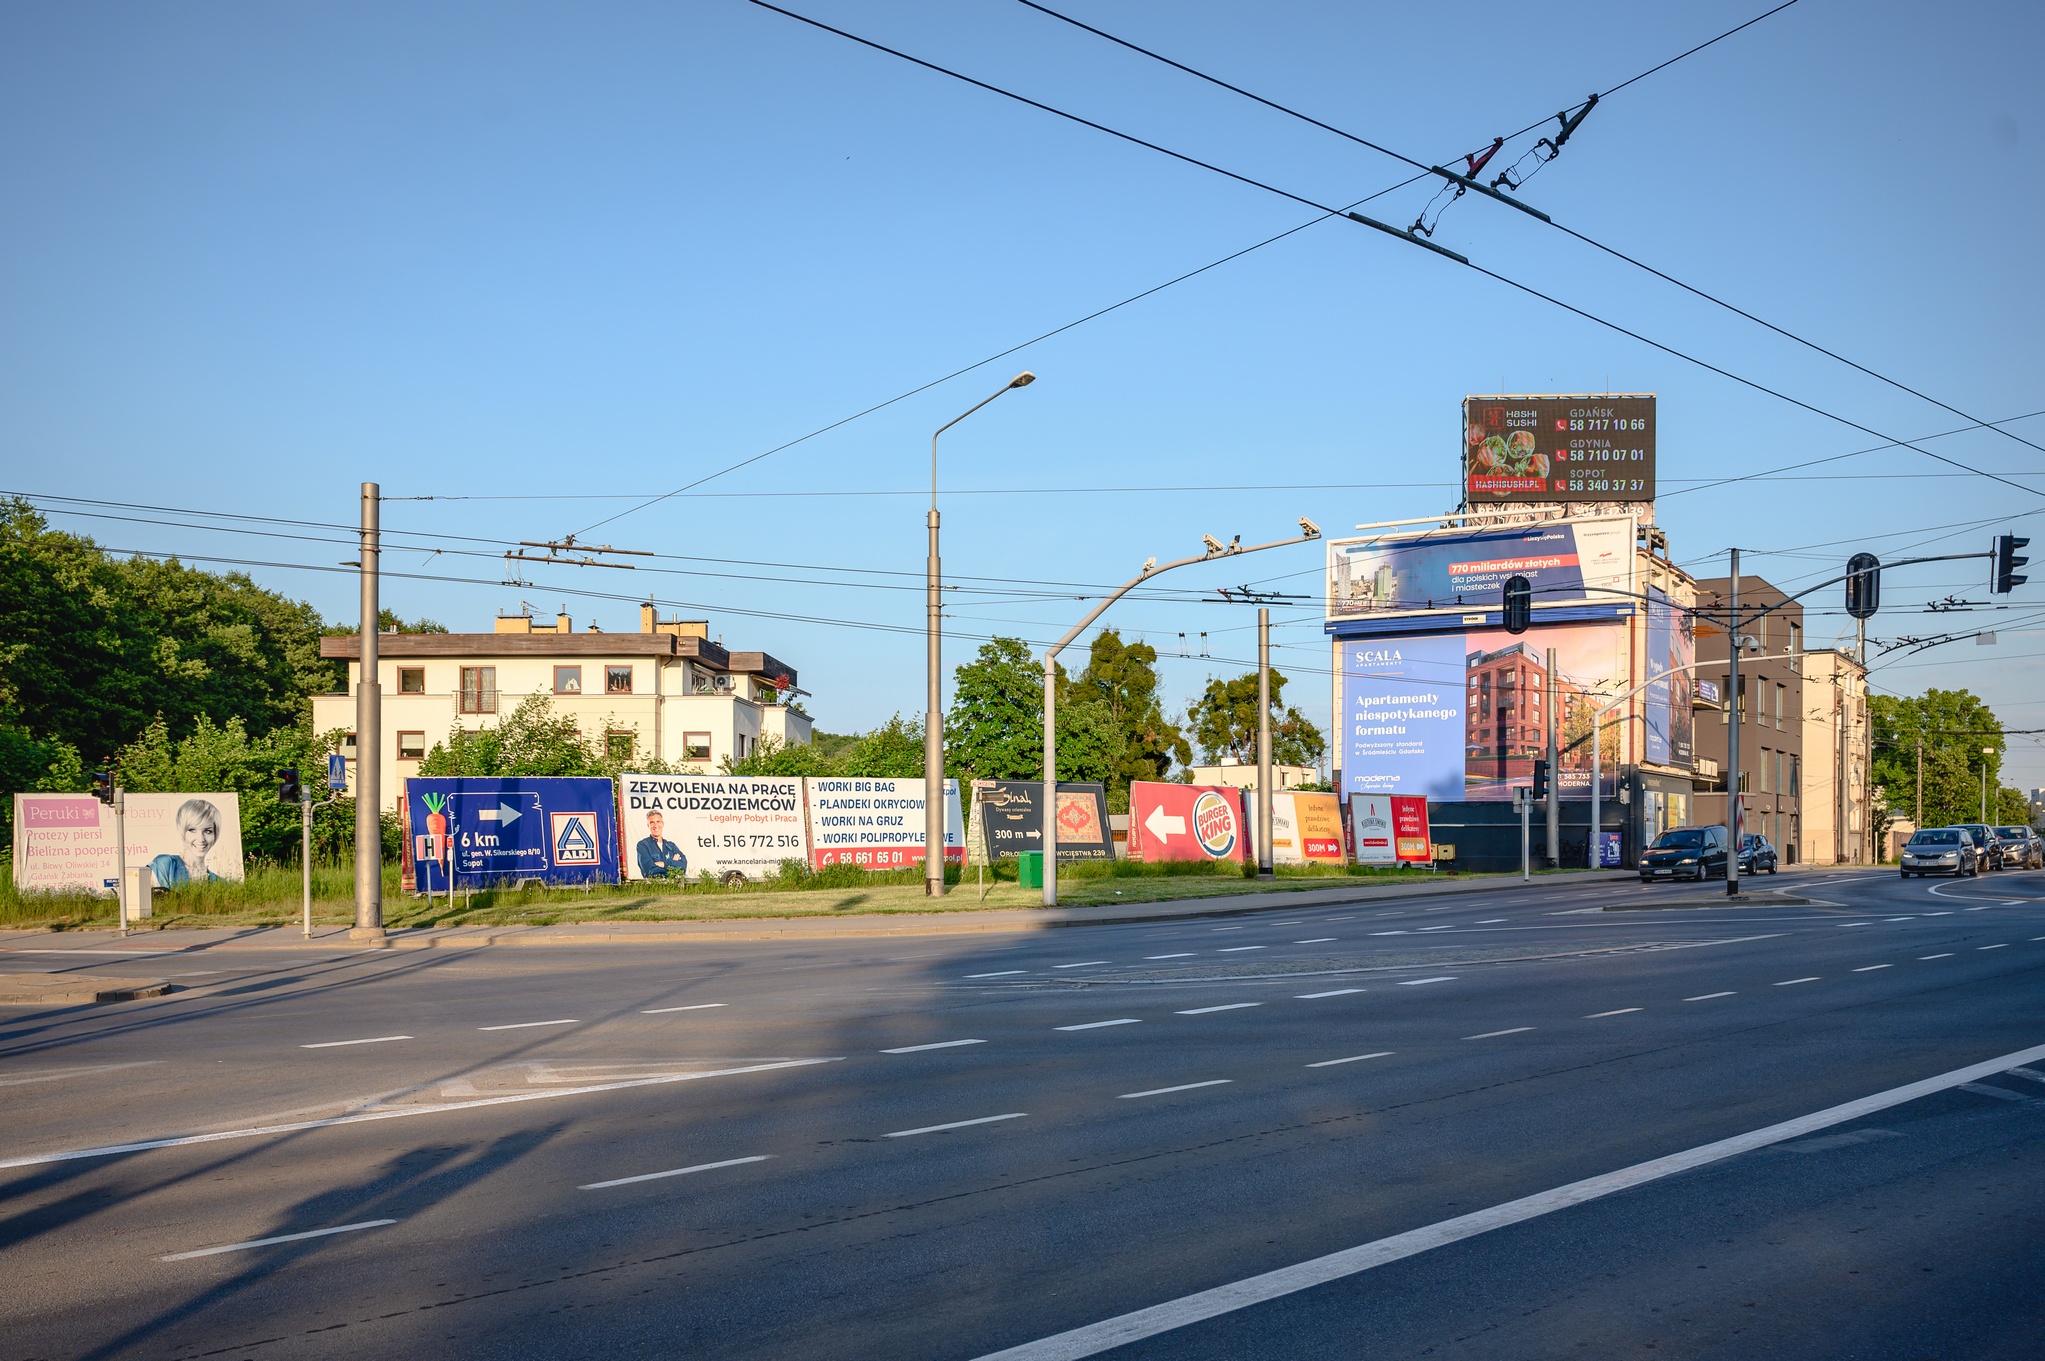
[{"x1": 319, "y1": 633, "x2": 796, "y2": 687}]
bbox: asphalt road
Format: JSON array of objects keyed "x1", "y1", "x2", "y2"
[{"x1": 4, "y1": 866, "x2": 2044, "y2": 1359}]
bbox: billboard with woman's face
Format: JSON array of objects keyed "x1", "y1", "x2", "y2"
[{"x1": 10, "y1": 792, "x2": 244, "y2": 894}]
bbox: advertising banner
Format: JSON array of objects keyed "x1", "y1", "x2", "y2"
[
  {"x1": 1327, "y1": 517, "x2": 1633, "y2": 633},
  {"x1": 1462, "y1": 394, "x2": 1656, "y2": 504},
  {"x1": 619, "y1": 774, "x2": 807, "y2": 882},
  {"x1": 405, "y1": 777, "x2": 619, "y2": 891},
  {"x1": 1350, "y1": 794, "x2": 1396, "y2": 866},
  {"x1": 1127, "y1": 781, "x2": 1247, "y2": 863},
  {"x1": 967, "y1": 781, "x2": 1113, "y2": 864},
  {"x1": 1259, "y1": 791, "x2": 1345, "y2": 865},
  {"x1": 11, "y1": 792, "x2": 246, "y2": 894},
  {"x1": 804, "y1": 777, "x2": 963, "y2": 869},
  {"x1": 1392, "y1": 796, "x2": 1432, "y2": 864}
]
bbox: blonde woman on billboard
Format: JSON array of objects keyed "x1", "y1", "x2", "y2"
[{"x1": 150, "y1": 798, "x2": 224, "y2": 888}]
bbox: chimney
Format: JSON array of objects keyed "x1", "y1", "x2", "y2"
[
  {"x1": 556, "y1": 612, "x2": 572, "y2": 634},
  {"x1": 640, "y1": 603, "x2": 657, "y2": 634}
]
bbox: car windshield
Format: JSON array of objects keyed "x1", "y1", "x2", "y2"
[
  {"x1": 1652, "y1": 830, "x2": 1705, "y2": 849},
  {"x1": 1997, "y1": 826, "x2": 2029, "y2": 838},
  {"x1": 1741, "y1": 835, "x2": 1763, "y2": 849},
  {"x1": 1909, "y1": 830, "x2": 1959, "y2": 846}
]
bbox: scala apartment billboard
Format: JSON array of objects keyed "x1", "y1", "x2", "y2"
[
  {"x1": 967, "y1": 781, "x2": 1113, "y2": 864},
  {"x1": 1127, "y1": 782, "x2": 1248, "y2": 863},
  {"x1": 620, "y1": 774, "x2": 807, "y2": 882},
  {"x1": 804, "y1": 777, "x2": 963, "y2": 869},
  {"x1": 1463, "y1": 394, "x2": 1655, "y2": 504},
  {"x1": 11, "y1": 792, "x2": 246, "y2": 895},
  {"x1": 1327, "y1": 517, "x2": 1634, "y2": 636},
  {"x1": 405, "y1": 777, "x2": 619, "y2": 891}
]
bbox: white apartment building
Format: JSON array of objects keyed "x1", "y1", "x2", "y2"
[
  {"x1": 314, "y1": 605, "x2": 812, "y2": 811},
  {"x1": 1798, "y1": 646, "x2": 1870, "y2": 865}
]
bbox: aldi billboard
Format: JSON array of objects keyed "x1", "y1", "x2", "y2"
[{"x1": 404, "y1": 777, "x2": 619, "y2": 891}]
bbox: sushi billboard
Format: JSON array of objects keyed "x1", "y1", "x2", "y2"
[
  {"x1": 404, "y1": 777, "x2": 619, "y2": 890},
  {"x1": 1462, "y1": 394, "x2": 1656, "y2": 504}
]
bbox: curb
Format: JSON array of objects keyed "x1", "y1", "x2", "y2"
[{"x1": 0, "y1": 974, "x2": 173, "y2": 1005}]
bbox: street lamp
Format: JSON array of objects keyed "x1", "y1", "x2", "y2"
[{"x1": 926, "y1": 372, "x2": 1035, "y2": 898}]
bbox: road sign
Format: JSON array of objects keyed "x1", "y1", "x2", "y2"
[{"x1": 327, "y1": 753, "x2": 348, "y2": 791}]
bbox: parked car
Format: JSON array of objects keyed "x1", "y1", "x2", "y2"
[
  {"x1": 1956, "y1": 823, "x2": 2005, "y2": 871},
  {"x1": 1899, "y1": 827, "x2": 1980, "y2": 877},
  {"x1": 1640, "y1": 825, "x2": 1728, "y2": 882},
  {"x1": 1990, "y1": 825, "x2": 2041, "y2": 869},
  {"x1": 1737, "y1": 833, "x2": 1779, "y2": 875}
]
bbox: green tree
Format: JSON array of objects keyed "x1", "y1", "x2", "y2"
[
  {"x1": 946, "y1": 637, "x2": 1122, "y2": 785},
  {"x1": 840, "y1": 713, "x2": 926, "y2": 779},
  {"x1": 1870, "y1": 688, "x2": 2018, "y2": 831},
  {"x1": 417, "y1": 693, "x2": 603, "y2": 778},
  {"x1": 1065, "y1": 631, "x2": 1189, "y2": 812},
  {"x1": 1186, "y1": 668, "x2": 1325, "y2": 769},
  {"x1": 721, "y1": 733, "x2": 833, "y2": 777},
  {"x1": 112, "y1": 713, "x2": 354, "y2": 863}
]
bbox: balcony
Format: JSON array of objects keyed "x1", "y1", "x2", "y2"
[{"x1": 456, "y1": 687, "x2": 500, "y2": 715}]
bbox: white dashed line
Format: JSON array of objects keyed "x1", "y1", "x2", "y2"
[
  {"x1": 1980, "y1": 944, "x2": 2009, "y2": 950},
  {"x1": 1145, "y1": 954, "x2": 1195, "y2": 960},
  {"x1": 1838, "y1": 922, "x2": 1872, "y2": 928},
  {"x1": 1119, "y1": 1080, "x2": 1231, "y2": 1099},
  {"x1": 1464, "y1": 1027, "x2": 1535, "y2": 1040},
  {"x1": 1176, "y1": 1004, "x2": 1260, "y2": 1016},
  {"x1": 1307, "y1": 1052, "x2": 1393, "y2": 1068},
  {"x1": 1884, "y1": 916, "x2": 1916, "y2": 921},
  {"x1": 1853, "y1": 965, "x2": 1892, "y2": 972},
  {"x1": 1476, "y1": 919, "x2": 1506, "y2": 925},
  {"x1": 1295, "y1": 938, "x2": 1336, "y2": 944},
  {"x1": 642, "y1": 1004, "x2": 727, "y2": 1014},
  {"x1": 1217, "y1": 946, "x2": 1265, "y2": 953},
  {"x1": 1053, "y1": 961, "x2": 1112, "y2": 969},
  {"x1": 1966, "y1": 906, "x2": 1993, "y2": 912},
  {"x1": 1585, "y1": 1008, "x2": 1641, "y2": 1018},
  {"x1": 1057, "y1": 1019, "x2": 1141, "y2": 1031},
  {"x1": 160, "y1": 1220, "x2": 396, "y2": 1261},
  {"x1": 1920, "y1": 953, "x2": 1954, "y2": 960},
  {"x1": 580, "y1": 1155, "x2": 770, "y2": 1190},
  {"x1": 884, "y1": 1113, "x2": 1026, "y2": 1138},
  {"x1": 1416, "y1": 926, "x2": 1454, "y2": 933},
  {"x1": 1296, "y1": 989, "x2": 1364, "y2": 999},
  {"x1": 1211, "y1": 926, "x2": 1245, "y2": 932},
  {"x1": 966, "y1": 970, "x2": 1027, "y2": 978},
  {"x1": 1685, "y1": 992, "x2": 1735, "y2": 1001},
  {"x1": 478, "y1": 1019, "x2": 577, "y2": 1032},
  {"x1": 301, "y1": 1036, "x2": 411, "y2": 1049},
  {"x1": 882, "y1": 1039, "x2": 986, "y2": 1054},
  {"x1": 1925, "y1": 911, "x2": 1953, "y2": 917},
  {"x1": 1370, "y1": 931, "x2": 1408, "y2": 937},
  {"x1": 1774, "y1": 978, "x2": 1819, "y2": 986},
  {"x1": 1398, "y1": 977, "x2": 1456, "y2": 986}
]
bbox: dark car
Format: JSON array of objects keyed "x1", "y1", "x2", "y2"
[
  {"x1": 1640, "y1": 825, "x2": 1728, "y2": 882},
  {"x1": 1990, "y1": 825, "x2": 2040, "y2": 869},
  {"x1": 1900, "y1": 827, "x2": 1979, "y2": 878},
  {"x1": 1956, "y1": 823, "x2": 2005, "y2": 871},
  {"x1": 1738, "y1": 833, "x2": 1780, "y2": 875}
]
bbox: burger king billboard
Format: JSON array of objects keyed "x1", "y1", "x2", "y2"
[{"x1": 1126, "y1": 781, "x2": 1248, "y2": 864}]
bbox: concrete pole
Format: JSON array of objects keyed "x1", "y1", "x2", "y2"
[
  {"x1": 926, "y1": 504, "x2": 945, "y2": 898},
  {"x1": 1727, "y1": 551, "x2": 1742, "y2": 897},
  {"x1": 113, "y1": 788, "x2": 128, "y2": 937},
  {"x1": 1256, "y1": 608, "x2": 1274, "y2": 879},
  {"x1": 1043, "y1": 654, "x2": 1057, "y2": 905},
  {"x1": 302, "y1": 792, "x2": 314, "y2": 939},
  {"x1": 353, "y1": 482, "x2": 384, "y2": 940},
  {"x1": 1544, "y1": 646, "x2": 1560, "y2": 868}
]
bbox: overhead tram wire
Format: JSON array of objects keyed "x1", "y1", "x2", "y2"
[{"x1": 746, "y1": 2, "x2": 2045, "y2": 503}]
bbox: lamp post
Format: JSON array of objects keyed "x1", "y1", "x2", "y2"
[{"x1": 927, "y1": 373, "x2": 1034, "y2": 898}]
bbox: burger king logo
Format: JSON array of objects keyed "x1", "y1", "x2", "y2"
[{"x1": 1192, "y1": 790, "x2": 1238, "y2": 858}]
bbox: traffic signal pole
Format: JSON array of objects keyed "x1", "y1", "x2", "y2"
[
  {"x1": 1727, "y1": 552, "x2": 1742, "y2": 898},
  {"x1": 1544, "y1": 647, "x2": 1560, "y2": 868}
]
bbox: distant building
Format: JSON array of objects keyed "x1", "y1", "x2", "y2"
[
  {"x1": 1187, "y1": 761, "x2": 1319, "y2": 790},
  {"x1": 1694, "y1": 574, "x2": 1804, "y2": 862},
  {"x1": 315, "y1": 605, "x2": 811, "y2": 811},
  {"x1": 1798, "y1": 647, "x2": 1870, "y2": 865}
]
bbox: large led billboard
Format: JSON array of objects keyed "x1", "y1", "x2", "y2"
[
  {"x1": 1463, "y1": 394, "x2": 1655, "y2": 504},
  {"x1": 1326, "y1": 516, "x2": 1634, "y2": 636}
]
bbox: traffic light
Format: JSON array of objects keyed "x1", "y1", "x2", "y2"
[
  {"x1": 91, "y1": 769, "x2": 113, "y2": 805},
  {"x1": 279, "y1": 767, "x2": 302, "y2": 804},
  {"x1": 1532, "y1": 758, "x2": 1549, "y2": 800},
  {"x1": 1503, "y1": 574, "x2": 1532, "y2": 634},
  {"x1": 1844, "y1": 552, "x2": 1881, "y2": 619},
  {"x1": 1993, "y1": 534, "x2": 2029, "y2": 595}
]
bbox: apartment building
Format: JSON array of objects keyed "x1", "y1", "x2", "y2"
[
  {"x1": 1693, "y1": 574, "x2": 1804, "y2": 861},
  {"x1": 1799, "y1": 646, "x2": 1871, "y2": 864}
]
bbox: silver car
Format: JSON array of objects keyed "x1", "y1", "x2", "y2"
[{"x1": 1900, "y1": 827, "x2": 1979, "y2": 878}]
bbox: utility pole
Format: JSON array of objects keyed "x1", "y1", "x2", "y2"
[
  {"x1": 1836, "y1": 687, "x2": 1848, "y2": 866},
  {"x1": 1727, "y1": 551, "x2": 1742, "y2": 897},
  {"x1": 353, "y1": 482, "x2": 384, "y2": 942},
  {"x1": 1982, "y1": 747, "x2": 1993, "y2": 824},
  {"x1": 1256, "y1": 608, "x2": 1274, "y2": 879},
  {"x1": 1544, "y1": 646, "x2": 1560, "y2": 868},
  {"x1": 113, "y1": 786, "x2": 128, "y2": 938},
  {"x1": 1915, "y1": 736, "x2": 1922, "y2": 829}
]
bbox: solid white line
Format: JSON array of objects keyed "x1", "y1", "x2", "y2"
[
  {"x1": 1585, "y1": 1008, "x2": 1641, "y2": 1018},
  {"x1": 1853, "y1": 965, "x2": 1892, "y2": 972},
  {"x1": 478, "y1": 1019, "x2": 578, "y2": 1031},
  {"x1": 642, "y1": 1003, "x2": 727, "y2": 1014},
  {"x1": 883, "y1": 1113, "x2": 1025, "y2": 1138},
  {"x1": 580, "y1": 1155, "x2": 770, "y2": 1189},
  {"x1": 1921, "y1": 953, "x2": 1954, "y2": 960},
  {"x1": 1054, "y1": 961, "x2": 1112, "y2": 969},
  {"x1": 1295, "y1": 938, "x2": 1337, "y2": 944},
  {"x1": 1175, "y1": 1004, "x2": 1260, "y2": 1015},
  {"x1": 1296, "y1": 989, "x2": 1364, "y2": 999},
  {"x1": 1398, "y1": 977, "x2": 1456, "y2": 986},
  {"x1": 1980, "y1": 944, "x2": 2009, "y2": 950},
  {"x1": 967, "y1": 1039, "x2": 2045, "y2": 1361},
  {"x1": 1119, "y1": 1080, "x2": 1231, "y2": 1099},
  {"x1": 967, "y1": 970, "x2": 1028, "y2": 978},
  {"x1": 1056, "y1": 1019, "x2": 1140, "y2": 1031},
  {"x1": 301, "y1": 1036, "x2": 412, "y2": 1049},
  {"x1": 1464, "y1": 1027, "x2": 1534, "y2": 1040},
  {"x1": 1685, "y1": 992, "x2": 1735, "y2": 1001},
  {"x1": 0, "y1": 1058, "x2": 838, "y2": 1171},
  {"x1": 160, "y1": 1219, "x2": 396, "y2": 1262},
  {"x1": 1145, "y1": 954, "x2": 1195, "y2": 960},
  {"x1": 882, "y1": 1039, "x2": 986, "y2": 1054},
  {"x1": 1217, "y1": 946, "x2": 1265, "y2": 952},
  {"x1": 1306, "y1": 1052, "x2": 1392, "y2": 1068},
  {"x1": 1774, "y1": 978, "x2": 1820, "y2": 986}
]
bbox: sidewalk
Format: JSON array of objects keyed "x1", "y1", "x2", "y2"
[{"x1": 0, "y1": 871, "x2": 1641, "y2": 952}]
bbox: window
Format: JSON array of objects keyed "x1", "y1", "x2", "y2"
[
  {"x1": 398, "y1": 667, "x2": 425, "y2": 694},
  {"x1": 1774, "y1": 750, "x2": 1784, "y2": 796},
  {"x1": 460, "y1": 667, "x2": 496, "y2": 714},
  {"x1": 397, "y1": 731, "x2": 426, "y2": 760},
  {"x1": 736, "y1": 733, "x2": 750, "y2": 760},
  {"x1": 605, "y1": 731, "x2": 634, "y2": 760},
  {"x1": 1722, "y1": 674, "x2": 1732, "y2": 725},
  {"x1": 682, "y1": 732, "x2": 712, "y2": 761},
  {"x1": 1787, "y1": 622, "x2": 1801, "y2": 673},
  {"x1": 606, "y1": 665, "x2": 633, "y2": 695},
  {"x1": 342, "y1": 732, "x2": 358, "y2": 754},
  {"x1": 1758, "y1": 748, "x2": 1771, "y2": 793},
  {"x1": 554, "y1": 665, "x2": 583, "y2": 695},
  {"x1": 1789, "y1": 753, "x2": 1801, "y2": 797},
  {"x1": 1775, "y1": 683, "x2": 1786, "y2": 730}
]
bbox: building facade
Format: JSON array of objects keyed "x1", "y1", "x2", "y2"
[
  {"x1": 314, "y1": 605, "x2": 811, "y2": 811},
  {"x1": 1798, "y1": 647, "x2": 1870, "y2": 864},
  {"x1": 1693, "y1": 575, "x2": 1804, "y2": 861}
]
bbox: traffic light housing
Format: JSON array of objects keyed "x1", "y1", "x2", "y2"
[
  {"x1": 1993, "y1": 534, "x2": 2029, "y2": 595},
  {"x1": 1503, "y1": 574, "x2": 1532, "y2": 634},
  {"x1": 91, "y1": 769, "x2": 113, "y2": 805},
  {"x1": 279, "y1": 767, "x2": 302, "y2": 804},
  {"x1": 1844, "y1": 552, "x2": 1881, "y2": 619},
  {"x1": 1532, "y1": 758, "x2": 1549, "y2": 800}
]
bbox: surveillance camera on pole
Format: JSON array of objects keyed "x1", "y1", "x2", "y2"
[
  {"x1": 1202, "y1": 534, "x2": 1226, "y2": 555},
  {"x1": 1298, "y1": 517, "x2": 1321, "y2": 538}
]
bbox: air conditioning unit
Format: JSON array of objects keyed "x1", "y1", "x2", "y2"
[{"x1": 712, "y1": 675, "x2": 734, "y2": 691}]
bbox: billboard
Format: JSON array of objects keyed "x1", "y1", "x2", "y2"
[
  {"x1": 1643, "y1": 586, "x2": 1696, "y2": 769},
  {"x1": 619, "y1": 774, "x2": 807, "y2": 882},
  {"x1": 11, "y1": 792, "x2": 246, "y2": 894},
  {"x1": 1350, "y1": 794, "x2": 1430, "y2": 865},
  {"x1": 967, "y1": 781, "x2": 1113, "y2": 864},
  {"x1": 1463, "y1": 394, "x2": 1655, "y2": 504},
  {"x1": 1340, "y1": 619, "x2": 1631, "y2": 802},
  {"x1": 1127, "y1": 782, "x2": 1248, "y2": 863},
  {"x1": 405, "y1": 777, "x2": 619, "y2": 891},
  {"x1": 1327, "y1": 517, "x2": 1634, "y2": 635},
  {"x1": 1255, "y1": 791, "x2": 1345, "y2": 866},
  {"x1": 803, "y1": 777, "x2": 963, "y2": 869}
]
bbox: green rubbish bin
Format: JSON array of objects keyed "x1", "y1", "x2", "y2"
[{"x1": 1017, "y1": 851, "x2": 1043, "y2": 889}]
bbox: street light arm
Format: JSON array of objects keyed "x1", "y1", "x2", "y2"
[{"x1": 1045, "y1": 530, "x2": 1322, "y2": 664}]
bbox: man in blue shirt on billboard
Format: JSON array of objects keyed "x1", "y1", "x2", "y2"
[{"x1": 636, "y1": 810, "x2": 687, "y2": 880}]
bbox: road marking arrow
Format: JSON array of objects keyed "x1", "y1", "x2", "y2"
[{"x1": 1144, "y1": 804, "x2": 1186, "y2": 844}]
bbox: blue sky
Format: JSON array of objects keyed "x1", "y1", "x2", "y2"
[{"x1": 4, "y1": 1, "x2": 2042, "y2": 784}]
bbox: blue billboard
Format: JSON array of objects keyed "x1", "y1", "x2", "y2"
[
  {"x1": 1341, "y1": 635, "x2": 1466, "y2": 800},
  {"x1": 1327, "y1": 516, "x2": 1635, "y2": 637},
  {"x1": 406, "y1": 777, "x2": 620, "y2": 891}
]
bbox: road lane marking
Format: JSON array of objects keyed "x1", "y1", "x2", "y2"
[
  {"x1": 1175, "y1": 1004, "x2": 1259, "y2": 1015},
  {"x1": 1270, "y1": 921, "x2": 1305, "y2": 925},
  {"x1": 301, "y1": 1036, "x2": 412, "y2": 1049},
  {"x1": 884, "y1": 1113, "x2": 1025, "y2": 1138},
  {"x1": 967, "y1": 1040, "x2": 2045, "y2": 1361},
  {"x1": 2010, "y1": 1067, "x2": 2045, "y2": 1085},
  {"x1": 1145, "y1": 954, "x2": 1195, "y2": 960},
  {"x1": 1684, "y1": 992, "x2": 1735, "y2": 1001},
  {"x1": 1838, "y1": 922, "x2": 1872, "y2": 928},
  {"x1": 1370, "y1": 931, "x2": 1408, "y2": 936},
  {"x1": 1464, "y1": 1027, "x2": 1534, "y2": 1040},
  {"x1": 967, "y1": 971, "x2": 1028, "y2": 978},
  {"x1": 0, "y1": 1058, "x2": 840, "y2": 1171},
  {"x1": 0, "y1": 1062, "x2": 161, "y2": 1088},
  {"x1": 1296, "y1": 989, "x2": 1364, "y2": 999},
  {"x1": 1326, "y1": 916, "x2": 1355, "y2": 921},
  {"x1": 1967, "y1": 906, "x2": 1993, "y2": 912},
  {"x1": 160, "y1": 1220, "x2": 396, "y2": 1261},
  {"x1": 1217, "y1": 946, "x2": 1265, "y2": 953},
  {"x1": 642, "y1": 1004, "x2": 727, "y2": 1014},
  {"x1": 1925, "y1": 911, "x2": 1952, "y2": 916},
  {"x1": 1119, "y1": 1081, "x2": 1232, "y2": 1099},
  {"x1": 882, "y1": 1039, "x2": 986, "y2": 1054},
  {"x1": 1053, "y1": 962, "x2": 1112, "y2": 969},
  {"x1": 1959, "y1": 1082, "x2": 2029, "y2": 1102},
  {"x1": 1307, "y1": 1052, "x2": 1393, "y2": 1068},
  {"x1": 1920, "y1": 953, "x2": 1954, "y2": 960},
  {"x1": 1295, "y1": 938, "x2": 1336, "y2": 944},
  {"x1": 1211, "y1": 926, "x2": 1244, "y2": 932},
  {"x1": 1853, "y1": 965, "x2": 1892, "y2": 972},
  {"x1": 1774, "y1": 978, "x2": 1819, "y2": 986},
  {"x1": 1585, "y1": 1009, "x2": 1640, "y2": 1018},
  {"x1": 1397, "y1": 977, "x2": 1456, "y2": 986},
  {"x1": 478, "y1": 1019, "x2": 578, "y2": 1031},
  {"x1": 580, "y1": 1156, "x2": 771, "y2": 1190},
  {"x1": 1056, "y1": 1019, "x2": 1140, "y2": 1031},
  {"x1": 1980, "y1": 944, "x2": 2009, "y2": 950},
  {"x1": 1475, "y1": 919, "x2": 1507, "y2": 925},
  {"x1": 1884, "y1": 916, "x2": 1916, "y2": 921},
  {"x1": 1416, "y1": 926, "x2": 1454, "y2": 932}
]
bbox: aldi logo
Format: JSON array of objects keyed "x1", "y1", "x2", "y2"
[{"x1": 551, "y1": 812, "x2": 600, "y2": 865}]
